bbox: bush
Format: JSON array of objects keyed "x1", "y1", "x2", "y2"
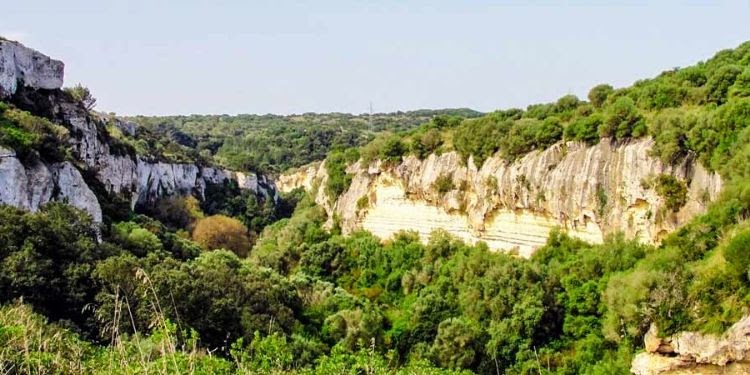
[
  {"x1": 723, "y1": 229, "x2": 750, "y2": 278},
  {"x1": 654, "y1": 175, "x2": 688, "y2": 212},
  {"x1": 325, "y1": 150, "x2": 354, "y2": 201},
  {"x1": 64, "y1": 84, "x2": 97, "y2": 110},
  {"x1": 453, "y1": 116, "x2": 507, "y2": 165},
  {"x1": 411, "y1": 128, "x2": 443, "y2": 159},
  {"x1": 433, "y1": 174, "x2": 455, "y2": 194},
  {"x1": 588, "y1": 84, "x2": 614, "y2": 108},
  {"x1": 380, "y1": 135, "x2": 406, "y2": 163},
  {"x1": 705, "y1": 65, "x2": 742, "y2": 104},
  {"x1": 564, "y1": 113, "x2": 603, "y2": 144},
  {"x1": 600, "y1": 96, "x2": 646, "y2": 140},
  {"x1": 192, "y1": 215, "x2": 251, "y2": 257}
]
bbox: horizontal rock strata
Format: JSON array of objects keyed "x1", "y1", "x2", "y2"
[{"x1": 279, "y1": 139, "x2": 722, "y2": 256}]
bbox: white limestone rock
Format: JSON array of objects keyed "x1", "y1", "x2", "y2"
[
  {"x1": 0, "y1": 39, "x2": 64, "y2": 98},
  {"x1": 279, "y1": 138, "x2": 723, "y2": 257},
  {"x1": 0, "y1": 147, "x2": 30, "y2": 209},
  {"x1": 51, "y1": 162, "x2": 102, "y2": 223}
]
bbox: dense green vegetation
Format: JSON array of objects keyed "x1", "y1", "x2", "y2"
[
  {"x1": 340, "y1": 41, "x2": 750, "y2": 173},
  {"x1": 0, "y1": 101, "x2": 70, "y2": 162},
  {"x1": 2, "y1": 41, "x2": 750, "y2": 374},
  {"x1": 126, "y1": 109, "x2": 481, "y2": 174}
]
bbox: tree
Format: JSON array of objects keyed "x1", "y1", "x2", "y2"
[
  {"x1": 705, "y1": 65, "x2": 742, "y2": 104},
  {"x1": 600, "y1": 96, "x2": 646, "y2": 140},
  {"x1": 380, "y1": 136, "x2": 406, "y2": 163},
  {"x1": 723, "y1": 229, "x2": 750, "y2": 278},
  {"x1": 729, "y1": 68, "x2": 750, "y2": 99},
  {"x1": 192, "y1": 215, "x2": 251, "y2": 257},
  {"x1": 430, "y1": 318, "x2": 482, "y2": 370},
  {"x1": 588, "y1": 84, "x2": 614, "y2": 108},
  {"x1": 64, "y1": 84, "x2": 97, "y2": 110}
]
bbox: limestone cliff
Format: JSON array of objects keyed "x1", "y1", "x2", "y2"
[
  {"x1": 0, "y1": 40, "x2": 276, "y2": 222},
  {"x1": 631, "y1": 317, "x2": 750, "y2": 374},
  {"x1": 0, "y1": 39, "x2": 64, "y2": 97},
  {"x1": 278, "y1": 139, "x2": 722, "y2": 257}
]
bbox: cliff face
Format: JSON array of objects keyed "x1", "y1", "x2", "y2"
[
  {"x1": 631, "y1": 317, "x2": 750, "y2": 374},
  {"x1": 0, "y1": 39, "x2": 64, "y2": 97},
  {"x1": 0, "y1": 40, "x2": 276, "y2": 222},
  {"x1": 279, "y1": 139, "x2": 722, "y2": 257}
]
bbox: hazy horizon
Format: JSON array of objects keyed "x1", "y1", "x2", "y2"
[{"x1": 5, "y1": 1, "x2": 750, "y2": 116}]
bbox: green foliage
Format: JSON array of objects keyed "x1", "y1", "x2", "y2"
[
  {"x1": 0, "y1": 203, "x2": 112, "y2": 336},
  {"x1": 565, "y1": 112, "x2": 603, "y2": 144},
  {"x1": 654, "y1": 174, "x2": 688, "y2": 212},
  {"x1": 380, "y1": 136, "x2": 407, "y2": 163},
  {"x1": 127, "y1": 109, "x2": 481, "y2": 174},
  {"x1": 452, "y1": 115, "x2": 507, "y2": 165},
  {"x1": 706, "y1": 64, "x2": 742, "y2": 104},
  {"x1": 410, "y1": 128, "x2": 444, "y2": 159},
  {"x1": 600, "y1": 96, "x2": 646, "y2": 139},
  {"x1": 730, "y1": 68, "x2": 750, "y2": 98},
  {"x1": 325, "y1": 149, "x2": 356, "y2": 201},
  {"x1": 63, "y1": 84, "x2": 97, "y2": 110},
  {"x1": 0, "y1": 102, "x2": 69, "y2": 161},
  {"x1": 588, "y1": 84, "x2": 614, "y2": 108},
  {"x1": 723, "y1": 228, "x2": 750, "y2": 278},
  {"x1": 432, "y1": 174, "x2": 455, "y2": 194},
  {"x1": 7, "y1": 40, "x2": 750, "y2": 375}
]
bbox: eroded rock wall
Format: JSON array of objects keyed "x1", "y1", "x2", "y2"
[
  {"x1": 631, "y1": 317, "x2": 750, "y2": 374},
  {"x1": 279, "y1": 139, "x2": 722, "y2": 257},
  {"x1": 0, "y1": 40, "x2": 277, "y2": 222},
  {"x1": 0, "y1": 147, "x2": 101, "y2": 221},
  {"x1": 0, "y1": 39, "x2": 64, "y2": 97}
]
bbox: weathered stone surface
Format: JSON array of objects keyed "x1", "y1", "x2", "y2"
[
  {"x1": 279, "y1": 139, "x2": 722, "y2": 257},
  {"x1": 0, "y1": 40, "x2": 64, "y2": 98},
  {"x1": 0, "y1": 148, "x2": 102, "y2": 222},
  {"x1": 631, "y1": 316, "x2": 750, "y2": 374},
  {"x1": 51, "y1": 162, "x2": 102, "y2": 223},
  {"x1": 0, "y1": 147, "x2": 30, "y2": 209},
  {"x1": 0, "y1": 40, "x2": 278, "y2": 223}
]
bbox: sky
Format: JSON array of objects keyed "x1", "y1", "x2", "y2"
[{"x1": 4, "y1": 1, "x2": 750, "y2": 116}]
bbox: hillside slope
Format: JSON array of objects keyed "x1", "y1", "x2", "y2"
[{"x1": 0, "y1": 39, "x2": 276, "y2": 223}]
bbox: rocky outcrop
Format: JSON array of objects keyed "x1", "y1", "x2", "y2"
[
  {"x1": 51, "y1": 161, "x2": 102, "y2": 223},
  {"x1": 0, "y1": 40, "x2": 277, "y2": 223},
  {"x1": 0, "y1": 39, "x2": 64, "y2": 98},
  {"x1": 280, "y1": 139, "x2": 722, "y2": 257},
  {"x1": 0, "y1": 147, "x2": 101, "y2": 221},
  {"x1": 631, "y1": 317, "x2": 750, "y2": 374}
]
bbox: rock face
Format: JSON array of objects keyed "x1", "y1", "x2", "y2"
[
  {"x1": 0, "y1": 39, "x2": 64, "y2": 98},
  {"x1": 0, "y1": 40, "x2": 277, "y2": 223},
  {"x1": 0, "y1": 147, "x2": 101, "y2": 221},
  {"x1": 631, "y1": 316, "x2": 750, "y2": 374},
  {"x1": 279, "y1": 139, "x2": 722, "y2": 257}
]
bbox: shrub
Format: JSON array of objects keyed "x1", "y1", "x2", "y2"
[
  {"x1": 380, "y1": 135, "x2": 406, "y2": 163},
  {"x1": 433, "y1": 174, "x2": 455, "y2": 194},
  {"x1": 565, "y1": 113, "x2": 603, "y2": 144},
  {"x1": 325, "y1": 150, "x2": 353, "y2": 201},
  {"x1": 705, "y1": 65, "x2": 742, "y2": 104},
  {"x1": 654, "y1": 174, "x2": 688, "y2": 212},
  {"x1": 723, "y1": 229, "x2": 750, "y2": 278},
  {"x1": 192, "y1": 215, "x2": 251, "y2": 257},
  {"x1": 588, "y1": 84, "x2": 614, "y2": 108},
  {"x1": 64, "y1": 84, "x2": 97, "y2": 110},
  {"x1": 356, "y1": 195, "x2": 370, "y2": 212},
  {"x1": 600, "y1": 96, "x2": 646, "y2": 140}
]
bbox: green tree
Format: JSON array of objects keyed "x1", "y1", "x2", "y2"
[
  {"x1": 588, "y1": 84, "x2": 614, "y2": 108},
  {"x1": 600, "y1": 96, "x2": 646, "y2": 140}
]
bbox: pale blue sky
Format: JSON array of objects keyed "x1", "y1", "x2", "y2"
[{"x1": 4, "y1": 1, "x2": 750, "y2": 115}]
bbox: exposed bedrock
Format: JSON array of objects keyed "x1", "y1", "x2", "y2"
[{"x1": 278, "y1": 139, "x2": 722, "y2": 257}]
